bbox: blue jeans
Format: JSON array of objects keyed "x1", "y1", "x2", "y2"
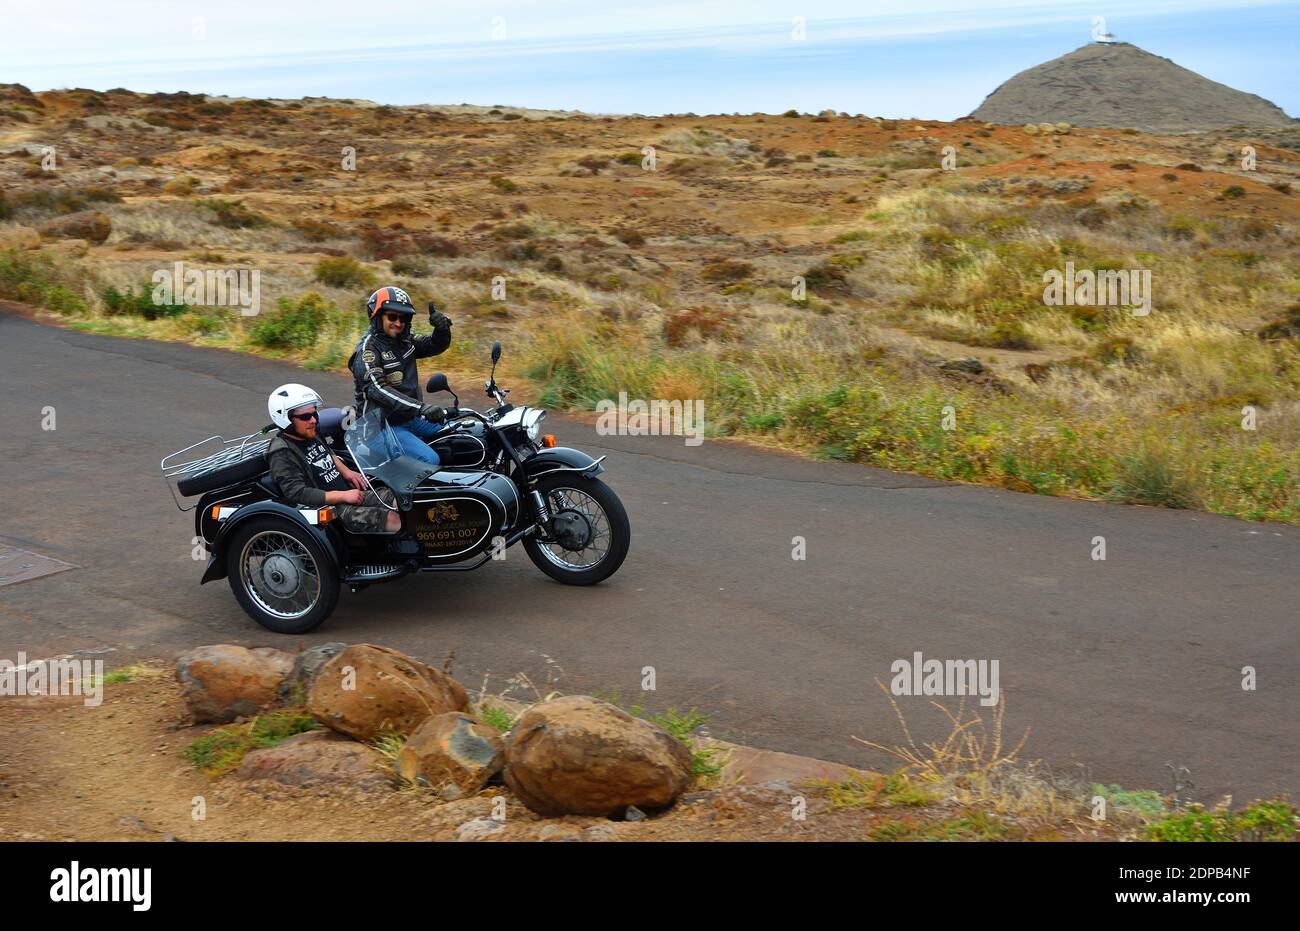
[{"x1": 391, "y1": 417, "x2": 442, "y2": 467}]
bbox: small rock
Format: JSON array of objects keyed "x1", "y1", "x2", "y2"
[
  {"x1": 175, "y1": 644, "x2": 294, "y2": 723},
  {"x1": 538, "y1": 823, "x2": 581, "y2": 841},
  {"x1": 276, "y1": 642, "x2": 346, "y2": 705},
  {"x1": 580, "y1": 823, "x2": 619, "y2": 842},
  {"x1": 235, "y1": 730, "x2": 390, "y2": 792},
  {"x1": 938, "y1": 357, "x2": 985, "y2": 375},
  {"x1": 454, "y1": 818, "x2": 506, "y2": 842},
  {"x1": 623, "y1": 805, "x2": 647, "y2": 822},
  {"x1": 396, "y1": 712, "x2": 504, "y2": 796}
]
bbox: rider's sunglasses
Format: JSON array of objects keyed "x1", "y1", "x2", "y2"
[
  {"x1": 290, "y1": 410, "x2": 319, "y2": 422},
  {"x1": 382, "y1": 312, "x2": 406, "y2": 323}
]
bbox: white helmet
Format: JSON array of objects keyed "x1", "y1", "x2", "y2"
[{"x1": 268, "y1": 383, "x2": 323, "y2": 430}]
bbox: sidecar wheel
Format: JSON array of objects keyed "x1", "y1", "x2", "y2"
[
  {"x1": 226, "y1": 518, "x2": 338, "y2": 634},
  {"x1": 523, "y1": 475, "x2": 630, "y2": 585}
]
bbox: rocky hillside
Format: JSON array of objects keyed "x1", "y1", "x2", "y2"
[{"x1": 970, "y1": 42, "x2": 1296, "y2": 133}]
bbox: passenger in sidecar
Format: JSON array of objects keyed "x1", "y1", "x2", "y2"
[{"x1": 265, "y1": 383, "x2": 400, "y2": 534}]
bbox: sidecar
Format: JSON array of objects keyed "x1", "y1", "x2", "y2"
[{"x1": 162, "y1": 409, "x2": 520, "y2": 633}]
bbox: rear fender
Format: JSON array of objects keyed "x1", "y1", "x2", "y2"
[{"x1": 199, "y1": 500, "x2": 344, "y2": 584}]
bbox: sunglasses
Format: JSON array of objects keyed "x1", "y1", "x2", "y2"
[
  {"x1": 290, "y1": 410, "x2": 319, "y2": 422},
  {"x1": 382, "y1": 312, "x2": 407, "y2": 323}
]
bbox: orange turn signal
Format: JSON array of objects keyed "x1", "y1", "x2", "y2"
[
  {"x1": 541, "y1": 434, "x2": 557, "y2": 448},
  {"x1": 210, "y1": 505, "x2": 222, "y2": 520},
  {"x1": 318, "y1": 507, "x2": 335, "y2": 524}
]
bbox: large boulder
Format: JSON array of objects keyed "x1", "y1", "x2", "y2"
[
  {"x1": 306, "y1": 644, "x2": 469, "y2": 742},
  {"x1": 277, "y1": 642, "x2": 347, "y2": 705},
  {"x1": 235, "y1": 730, "x2": 390, "y2": 792},
  {"x1": 175, "y1": 644, "x2": 294, "y2": 723},
  {"x1": 503, "y1": 696, "x2": 694, "y2": 816},
  {"x1": 38, "y1": 209, "x2": 111, "y2": 244},
  {"x1": 396, "y1": 712, "x2": 504, "y2": 798}
]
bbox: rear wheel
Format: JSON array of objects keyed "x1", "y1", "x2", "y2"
[
  {"x1": 226, "y1": 518, "x2": 338, "y2": 633},
  {"x1": 523, "y1": 474, "x2": 630, "y2": 585}
]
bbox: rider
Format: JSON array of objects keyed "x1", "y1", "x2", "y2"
[
  {"x1": 265, "y1": 383, "x2": 401, "y2": 533},
  {"x1": 348, "y1": 285, "x2": 454, "y2": 466}
]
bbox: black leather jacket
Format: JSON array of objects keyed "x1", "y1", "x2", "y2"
[{"x1": 348, "y1": 316, "x2": 450, "y2": 426}]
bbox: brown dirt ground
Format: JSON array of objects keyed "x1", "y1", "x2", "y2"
[{"x1": 0, "y1": 670, "x2": 1119, "y2": 842}]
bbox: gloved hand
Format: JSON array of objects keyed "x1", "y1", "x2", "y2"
[
  {"x1": 420, "y1": 404, "x2": 447, "y2": 423},
  {"x1": 428, "y1": 302, "x2": 452, "y2": 331}
]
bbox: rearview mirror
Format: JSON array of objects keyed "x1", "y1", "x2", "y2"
[
  {"x1": 426, "y1": 373, "x2": 449, "y2": 393},
  {"x1": 491, "y1": 341, "x2": 502, "y2": 364}
]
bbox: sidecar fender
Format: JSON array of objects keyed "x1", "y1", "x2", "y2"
[{"x1": 200, "y1": 500, "x2": 344, "y2": 584}]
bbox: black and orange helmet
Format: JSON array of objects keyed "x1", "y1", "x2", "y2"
[{"x1": 366, "y1": 285, "x2": 416, "y2": 320}]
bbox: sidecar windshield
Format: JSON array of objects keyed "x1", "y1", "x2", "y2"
[{"x1": 344, "y1": 406, "x2": 404, "y2": 473}]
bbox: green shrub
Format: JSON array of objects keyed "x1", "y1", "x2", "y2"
[
  {"x1": 314, "y1": 255, "x2": 375, "y2": 288},
  {"x1": 1105, "y1": 445, "x2": 1199, "y2": 508},
  {"x1": 700, "y1": 260, "x2": 753, "y2": 283},
  {"x1": 0, "y1": 249, "x2": 91, "y2": 314},
  {"x1": 1147, "y1": 800, "x2": 1298, "y2": 842},
  {"x1": 101, "y1": 282, "x2": 185, "y2": 319},
  {"x1": 250, "y1": 292, "x2": 333, "y2": 350},
  {"x1": 184, "y1": 710, "x2": 319, "y2": 777},
  {"x1": 391, "y1": 255, "x2": 430, "y2": 277},
  {"x1": 495, "y1": 222, "x2": 534, "y2": 240},
  {"x1": 9, "y1": 184, "x2": 121, "y2": 215},
  {"x1": 199, "y1": 197, "x2": 270, "y2": 229}
]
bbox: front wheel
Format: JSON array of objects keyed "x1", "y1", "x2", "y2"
[
  {"x1": 226, "y1": 517, "x2": 339, "y2": 633},
  {"x1": 522, "y1": 474, "x2": 630, "y2": 585}
]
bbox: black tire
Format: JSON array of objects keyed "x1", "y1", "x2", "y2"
[
  {"x1": 523, "y1": 474, "x2": 630, "y2": 585},
  {"x1": 225, "y1": 517, "x2": 339, "y2": 634}
]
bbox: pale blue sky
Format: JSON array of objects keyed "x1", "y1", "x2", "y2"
[{"x1": 3, "y1": 0, "x2": 1296, "y2": 118}]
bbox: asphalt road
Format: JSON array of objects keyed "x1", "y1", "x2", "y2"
[{"x1": 2, "y1": 306, "x2": 1296, "y2": 804}]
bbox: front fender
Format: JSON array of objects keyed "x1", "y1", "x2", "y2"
[
  {"x1": 199, "y1": 500, "x2": 345, "y2": 584},
  {"x1": 519, "y1": 446, "x2": 606, "y2": 480}
]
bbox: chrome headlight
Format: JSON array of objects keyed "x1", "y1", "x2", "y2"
[{"x1": 524, "y1": 409, "x2": 546, "y2": 442}]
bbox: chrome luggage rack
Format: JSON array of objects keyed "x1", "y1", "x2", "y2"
[{"x1": 161, "y1": 429, "x2": 273, "y2": 511}]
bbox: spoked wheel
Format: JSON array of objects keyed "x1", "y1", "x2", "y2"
[
  {"x1": 227, "y1": 518, "x2": 338, "y2": 633},
  {"x1": 523, "y1": 474, "x2": 630, "y2": 585}
]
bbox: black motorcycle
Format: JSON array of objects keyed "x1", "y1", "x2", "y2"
[{"x1": 162, "y1": 341, "x2": 630, "y2": 633}]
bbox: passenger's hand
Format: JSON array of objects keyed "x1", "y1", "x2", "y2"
[
  {"x1": 345, "y1": 470, "x2": 367, "y2": 491},
  {"x1": 332, "y1": 488, "x2": 364, "y2": 505}
]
